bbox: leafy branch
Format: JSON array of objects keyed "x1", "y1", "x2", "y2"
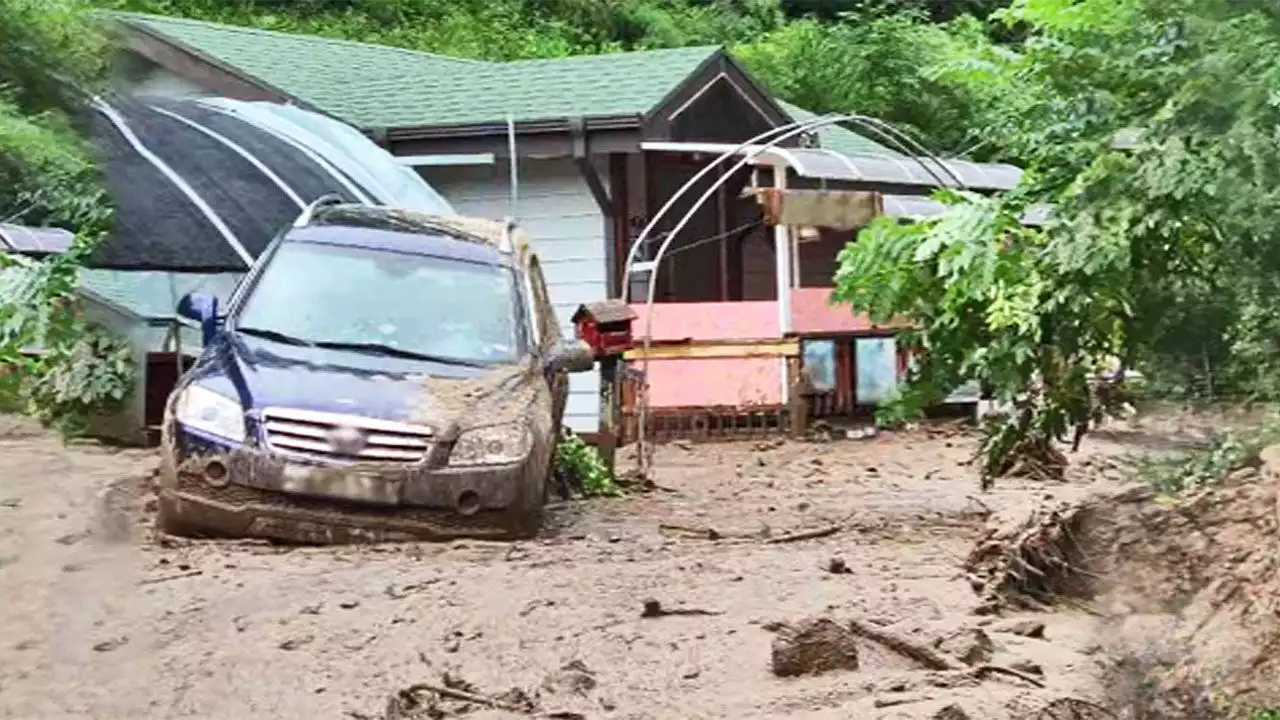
[
  {"x1": 0, "y1": 0, "x2": 134, "y2": 437},
  {"x1": 554, "y1": 430, "x2": 619, "y2": 497}
]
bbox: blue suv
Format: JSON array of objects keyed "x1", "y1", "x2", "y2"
[{"x1": 158, "y1": 200, "x2": 595, "y2": 543}]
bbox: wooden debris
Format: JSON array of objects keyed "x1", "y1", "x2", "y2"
[
  {"x1": 138, "y1": 569, "x2": 204, "y2": 585},
  {"x1": 846, "y1": 617, "x2": 1045, "y2": 688},
  {"x1": 640, "y1": 598, "x2": 723, "y2": 618},
  {"x1": 766, "y1": 524, "x2": 842, "y2": 544},
  {"x1": 972, "y1": 664, "x2": 1046, "y2": 689},
  {"x1": 658, "y1": 523, "x2": 725, "y2": 540},
  {"x1": 963, "y1": 500, "x2": 1095, "y2": 611},
  {"x1": 848, "y1": 618, "x2": 960, "y2": 671}
]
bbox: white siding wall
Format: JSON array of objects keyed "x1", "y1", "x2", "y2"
[{"x1": 421, "y1": 158, "x2": 608, "y2": 434}]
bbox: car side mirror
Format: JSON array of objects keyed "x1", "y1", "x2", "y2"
[
  {"x1": 177, "y1": 292, "x2": 221, "y2": 346},
  {"x1": 547, "y1": 339, "x2": 595, "y2": 374}
]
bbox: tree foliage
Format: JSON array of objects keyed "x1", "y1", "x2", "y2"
[
  {"x1": 834, "y1": 0, "x2": 1280, "y2": 481},
  {"x1": 99, "y1": 0, "x2": 1009, "y2": 154},
  {"x1": 0, "y1": 0, "x2": 132, "y2": 436}
]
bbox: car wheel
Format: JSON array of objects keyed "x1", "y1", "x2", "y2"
[{"x1": 155, "y1": 494, "x2": 206, "y2": 538}]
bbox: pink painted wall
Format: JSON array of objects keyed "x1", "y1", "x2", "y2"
[
  {"x1": 626, "y1": 294, "x2": 907, "y2": 409},
  {"x1": 790, "y1": 287, "x2": 880, "y2": 334},
  {"x1": 628, "y1": 302, "x2": 784, "y2": 408}
]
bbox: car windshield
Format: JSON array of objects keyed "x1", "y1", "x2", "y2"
[{"x1": 235, "y1": 241, "x2": 523, "y2": 365}]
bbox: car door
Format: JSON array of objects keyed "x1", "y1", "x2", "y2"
[{"x1": 526, "y1": 255, "x2": 568, "y2": 429}]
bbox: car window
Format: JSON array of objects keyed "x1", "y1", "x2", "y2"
[{"x1": 235, "y1": 241, "x2": 523, "y2": 365}]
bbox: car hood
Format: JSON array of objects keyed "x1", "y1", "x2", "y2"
[{"x1": 192, "y1": 333, "x2": 539, "y2": 429}]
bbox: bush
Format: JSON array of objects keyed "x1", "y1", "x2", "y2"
[{"x1": 554, "y1": 430, "x2": 619, "y2": 497}]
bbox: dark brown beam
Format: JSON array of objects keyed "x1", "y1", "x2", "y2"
[
  {"x1": 570, "y1": 117, "x2": 613, "y2": 219},
  {"x1": 608, "y1": 153, "x2": 630, "y2": 298}
]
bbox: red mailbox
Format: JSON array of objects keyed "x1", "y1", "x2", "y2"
[{"x1": 572, "y1": 300, "x2": 636, "y2": 357}]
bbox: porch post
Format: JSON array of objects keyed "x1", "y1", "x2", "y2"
[{"x1": 773, "y1": 164, "x2": 792, "y2": 404}]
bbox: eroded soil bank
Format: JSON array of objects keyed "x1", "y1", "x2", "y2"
[{"x1": 0, "y1": 411, "x2": 1273, "y2": 719}]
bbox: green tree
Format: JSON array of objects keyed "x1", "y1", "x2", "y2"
[
  {"x1": 734, "y1": 11, "x2": 1005, "y2": 155},
  {"x1": 0, "y1": 0, "x2": 132, "y2": 435},
  {"x1": 832, "y1": 0, "x2": 1280, "y2": 483}
]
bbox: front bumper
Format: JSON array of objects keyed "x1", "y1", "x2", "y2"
[{"x1": 158, "y1": 426, "x2": 545, "y2": 543}]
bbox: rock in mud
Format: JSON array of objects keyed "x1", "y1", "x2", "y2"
[
  {"x1": 91, "y1": 637, "x2": 128, "y2": 653},
  {"x1": 542, "y1": 659, "x2": 597, "y2": 696},
  {"x1": 278, "y1": 634, "x2": 314, "y2": 651},
  {"x1": 934, "y1": 628, "x2": 993, "y2": 666},
  {"x1": 770, "y1": 617, "x2": 860, "y2": 677},
  {"x1": 493, "y1": 687, "x2": 537, "y2": 713},
  {"x1": 933, "y1": 703, "x2": 972, "y2": 720},
  {"x1": 992, "y1": 619, "x2": 1046, "y2": 639}
]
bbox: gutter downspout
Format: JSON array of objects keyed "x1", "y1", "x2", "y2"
[{"x1": 773, "y1": 163, "x2": 792, "y2": 405}]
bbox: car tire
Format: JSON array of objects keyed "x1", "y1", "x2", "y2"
[
  {"x1": 511, "y1": 453, "x2": 552, "y2": 539},
  {"x1": 155, "y1": 494, "x2": 206, "y2": 538}
]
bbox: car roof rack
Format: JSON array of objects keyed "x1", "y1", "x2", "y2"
[{"x1": 292, "y1": 193, "x2": 346, "y2": 228}]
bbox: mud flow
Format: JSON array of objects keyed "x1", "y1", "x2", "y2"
[{"x1": 0, "y1": 411, "x2": 1275, "y2": 719}]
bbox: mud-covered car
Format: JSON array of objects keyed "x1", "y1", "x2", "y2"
[{"x1": 157, "y1": 199, "x2": 596, "y2": 543}]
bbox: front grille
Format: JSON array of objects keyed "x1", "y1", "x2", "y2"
[{"x1": 260, "y1": 407, "x2": 432, "y2": 464}]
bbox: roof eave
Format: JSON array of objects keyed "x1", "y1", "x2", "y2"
[
  {"x1": 640, "y1": 46, "x2": 727, "y2": 125},
  {"x1": 383, "y1": 114, "x2": 643, "y2": 142},
  {"x1": 112, "y1": 16, "x2": 332, "y2": 118}
]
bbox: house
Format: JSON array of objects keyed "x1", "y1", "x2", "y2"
[{"x1": 101, "y1": 13, "x2": 1029, "y2": 443}]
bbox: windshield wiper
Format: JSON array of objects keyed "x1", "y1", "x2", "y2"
[
  {"x1": 237, "y1": 326, "x2": 315, "y2": 347},
  {"x1": 310, "y1": 340, "x2": 485, "y2": 367}
]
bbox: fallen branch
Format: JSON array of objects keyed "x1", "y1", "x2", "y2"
[
  {"x1": 973, "y1": 664, "x2": 1045, "y2": 688},
  {"x1": 137, "y1": 569, "x2": 204, "y2": 585},
  {"x1": 659, "y1": 523, "x2": 726, "y2": 540},
  {"x1": 848, "y1": 617, "x2": 1046, "y2": 688},
  {"x1": 766, "y1": 524, "x2": 842, "y2": 544},
  {"x1": 401, "y1": 683, "x2": 517, "y2": 712},
  {"x1": 641, "y1": 598, "x2": 723, "y2": 618},
  {"x1": 848, "y1": 618, "x2": 960, "y2": 671}
]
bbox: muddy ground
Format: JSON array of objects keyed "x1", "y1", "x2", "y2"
[{"x1": 0, "y1": 411, "x2": 1268, "y2": 719}]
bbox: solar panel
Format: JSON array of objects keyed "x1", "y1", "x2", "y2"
[{"x1": 0, "y1": 223, "x2": 75, "y2": 255}]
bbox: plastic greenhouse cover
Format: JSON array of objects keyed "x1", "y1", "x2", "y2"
[{"x1": 195, "y1": 98, "x2": 455, "y2": 215}]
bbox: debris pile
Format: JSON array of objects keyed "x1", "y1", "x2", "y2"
[
  {"x1": 963, "y1": 498, "x2": 1099, "y2": 613},
  {"x1": 379, "y1": 667, "x2": 593, "y2": 720},
  {"x1": 964, "y1": 442, "x2": 1280, "y2": 718},
  {"x1": 1093, "y1": 456, "x2": 1280, "y2": 718}
]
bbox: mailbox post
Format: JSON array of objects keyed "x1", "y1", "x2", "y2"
[{"x1": 571, "y1": 300, "x2": 636, "y2": 473}]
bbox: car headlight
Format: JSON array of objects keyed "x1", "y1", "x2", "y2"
[
  {"x1": 449, "y1": 423, "x2": 532, "y2": 466},
  {"x1": 173, "y1": 385, "x2": 246, "y2": 442}
]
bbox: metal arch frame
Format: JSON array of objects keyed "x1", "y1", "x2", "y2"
[
  {"x1": 624, "y1": 113, "x2": 968, "y2": 475},
  {"x1": 621, "y1": 115, "x2": 961, "y2": 301}
]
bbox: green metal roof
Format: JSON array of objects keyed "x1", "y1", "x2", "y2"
[
  {"x1": 116, "y1": 12, "x2": 720, "y2": 129},
  {"x1": 776, "y1": 100, "x2": 900, "y2": 157}
]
